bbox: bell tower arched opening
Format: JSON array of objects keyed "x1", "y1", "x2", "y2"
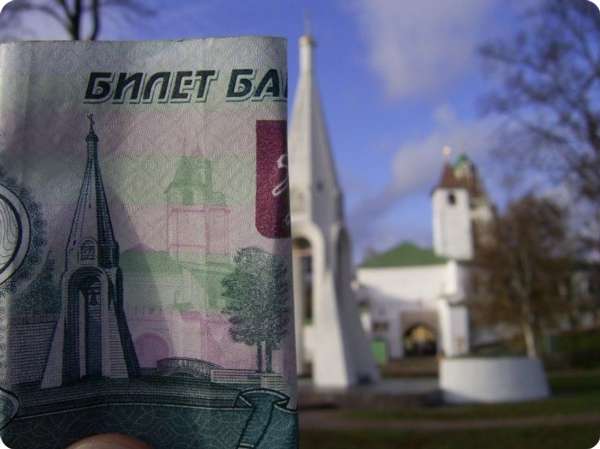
[
  {"x1": 292, "y1": 237, "x2": 313, "y2": 376},
  {"x1": 63, "y1": 269, "x2": 105, "y2": 383}
]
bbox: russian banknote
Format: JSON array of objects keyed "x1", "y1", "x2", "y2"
[{"x1": 0, "y1": 37, "x2": 296, "y2": 449}]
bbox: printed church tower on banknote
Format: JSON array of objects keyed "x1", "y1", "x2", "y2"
[
  {"x1": 42, "y1": 116, "x2": 140, "y2": 388},
  {"x1": 165, "y1": 157, "x2": 230, "y2": 264}
]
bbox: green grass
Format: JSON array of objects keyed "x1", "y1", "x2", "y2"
[
  {"x1": 301, "y1": 425, "x2": 599, "y2": 449},
  {"x1": 343, "y1": 370, "x2": 600, "y2": 421},
  {"x1": 301, "y1": 370, "x2": 600, "y2": 449}
]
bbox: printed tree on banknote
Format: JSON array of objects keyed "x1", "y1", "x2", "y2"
[{"x1": 222, "y1": 247, "x2": 290, "y2": 373}]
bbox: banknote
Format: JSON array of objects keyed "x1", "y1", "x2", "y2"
[{"x1": 0, "y1": 37, "x2": 296, "y2": 449}]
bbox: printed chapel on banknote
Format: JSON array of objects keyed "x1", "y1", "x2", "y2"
[{"x1": 0, "y1": 37, "x2": 297, "y2": 449}]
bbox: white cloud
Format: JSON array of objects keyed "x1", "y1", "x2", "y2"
[
  {"x1": 350, "y1": 0, "x2": 502, "y2": 99},
  {"x1": 349, "y1": 105, "x2": 499, "y2": 256},
  {"x1": 350, "y1": 0, "x2": 547, "y2": 100},
  {"x1": 389, "y1": 105, "x2": 497, "y2": 196}
]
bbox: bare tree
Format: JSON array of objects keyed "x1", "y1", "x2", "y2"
[
  {"x1": 1, "y1": 0, "x2": 154, "y2": 41},
  {"x1": 471, "y1": 195, "x2": 574, "y2": 358},
  {"x1": 479, "y1": 0, "x2": 600, "y2": 248}
]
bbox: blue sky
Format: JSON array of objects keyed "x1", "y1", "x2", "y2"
[{"x1": 4, "y1": 0, "x2": 543, "y2": 259}]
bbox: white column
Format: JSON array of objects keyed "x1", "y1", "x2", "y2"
[{"x1": 292, "y1": 249, "x2": 305, "y2": 375}]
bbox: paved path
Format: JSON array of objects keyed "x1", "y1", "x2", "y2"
[
  {"x1": 298, "y1": 377, "x2": 438, "y2": 396},
  {"x1": 299, "y1": 410, "x2": 600, "y2": 431}
]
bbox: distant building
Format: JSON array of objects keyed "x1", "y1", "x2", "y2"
[
  {"x1": 358, "y1": 154, "x2": 494, "y2": 361},
  {"x1": 433, "y1": 154, "x2": 494, "y2": 259},
  {"x1": 165, "y1": 156, "x2": 230, "y2": 264},
  {"x1": 118, "y1": 155, "x2": 253, "y2": 370}
]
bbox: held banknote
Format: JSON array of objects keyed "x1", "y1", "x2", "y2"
[{"x1": 0, "y1": 37, "x2": 296, "y2": 449}]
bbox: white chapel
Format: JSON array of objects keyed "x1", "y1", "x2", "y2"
[{"x1": 288, "y1": 34, "x2": 379, "y2": 388}]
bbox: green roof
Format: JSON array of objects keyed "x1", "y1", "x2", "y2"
[
  {"x1": 454, "y1": 153, "x2": 470, "y2": 167},
  {"x1": 361, "y1": 242, "x2": 447, "y2": 268},
  {"x1": 169, "y1": 156, "x2": 211, "y2": 188},
  {"x1": 165, "y1": 156, "x2": 226, "y2": 205}
]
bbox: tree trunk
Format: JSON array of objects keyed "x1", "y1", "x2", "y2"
[
  {"x1": 265, "y1": 341, "x2": 273, "y2": 373},
  {"x1": 522, "y1": 322, "x2": 538, "y2": 359},
  {"x1": 72, "y1": 0, "x2": 83, "y2": 40},
  {"x1": 89, "y1": 0, "x2": 101, "y2": 40},
  {"x1": 256, "y1": 341, "x2": 263, "y2": 372}
]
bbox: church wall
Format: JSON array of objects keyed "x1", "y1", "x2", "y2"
[
  {"x1": 357, "y1": 265, "x2": 448, "y2": 302},
  {"x1": 388, "y1": 316, "x2": 404, "y2": 359},
  {"x1": 443, "y1": 261, "x2": 471, "y2": 300},
  {"x1": 438, "y1": 302, "x2": 470, "y2": 357},
  {"x1": 358, "y1": 262, "x2": 470, "y2": 360},
  {"x1": 368, "y1": 307, "x2": 404, "y2": 359}
]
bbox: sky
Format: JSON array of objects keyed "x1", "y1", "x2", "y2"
[{"x1": 1, "y1": 0, "x2": 551, "y2": 260}]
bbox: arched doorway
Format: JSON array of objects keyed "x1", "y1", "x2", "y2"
[
  {"x1": 63, "y1": 269, "x2": 104, "y2": 383},
  {"x1": 292, "y1": 237, "x2": 313, "y2": 376},
  {"x1": 335, "y1": 229, "x2": 352, "y2": 301},
  {"x1": 293, "y1": 238, "x2": 313, "y2": 325},
  {"x1": 403, "y1": 324, "x2": 437, "y2": 357}
]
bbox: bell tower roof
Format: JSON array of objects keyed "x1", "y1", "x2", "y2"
[
  {"x1": 436, "y1": 163, "x2": 463, "y2": 190},
  {"x1": 433, "y1": 153, "x2": 486, "y2": 200}
]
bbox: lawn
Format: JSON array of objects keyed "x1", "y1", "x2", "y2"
[
  {"x1": 300, "y1": 425, "x2": 599, "y2": 449},
  {"x1": 300, "y1": 370, "x2": 600, "y2": 449},
  {"x1": 343, "y1": 369, "x2": 600, "y2": 421}
]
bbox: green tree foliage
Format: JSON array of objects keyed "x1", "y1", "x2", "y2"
[
  {"x1": 471, "y1": 195, "x2": 574, "y2": 358},
  {"x1": 222, "y1": 247, "x2": 290, "y2": 373}
]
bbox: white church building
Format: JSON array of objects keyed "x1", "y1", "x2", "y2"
[
  {"x1": 357, "y1": 155, "x2": 494, "y2": 361},
  {"x1": 288, "y1": 32, "x2": 495, "y2": 388}
]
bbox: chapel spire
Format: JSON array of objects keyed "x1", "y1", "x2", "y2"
[
  {"x1": 65, "y1": 115, "x2": 118, "y2": 270},
  {"x1": 288, "y1": 34, "x2": 379, "y2": 388},
  {"x1": 43, "y1": 115, "x2": 139, "y2": 388},
  {"x1": 86, "y1": 113, "x2": 98, "y2": 143},
  {"x1": 289, "y1": 33, "x2": 342, "y2": 219}
]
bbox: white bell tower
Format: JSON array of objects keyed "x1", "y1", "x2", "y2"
[
  {"x1": 432, "y1": 176, "x2": 473, "y2": 260},
  {"x1": 432, "y1": 151, "x2": 494, "y2": 261}
]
